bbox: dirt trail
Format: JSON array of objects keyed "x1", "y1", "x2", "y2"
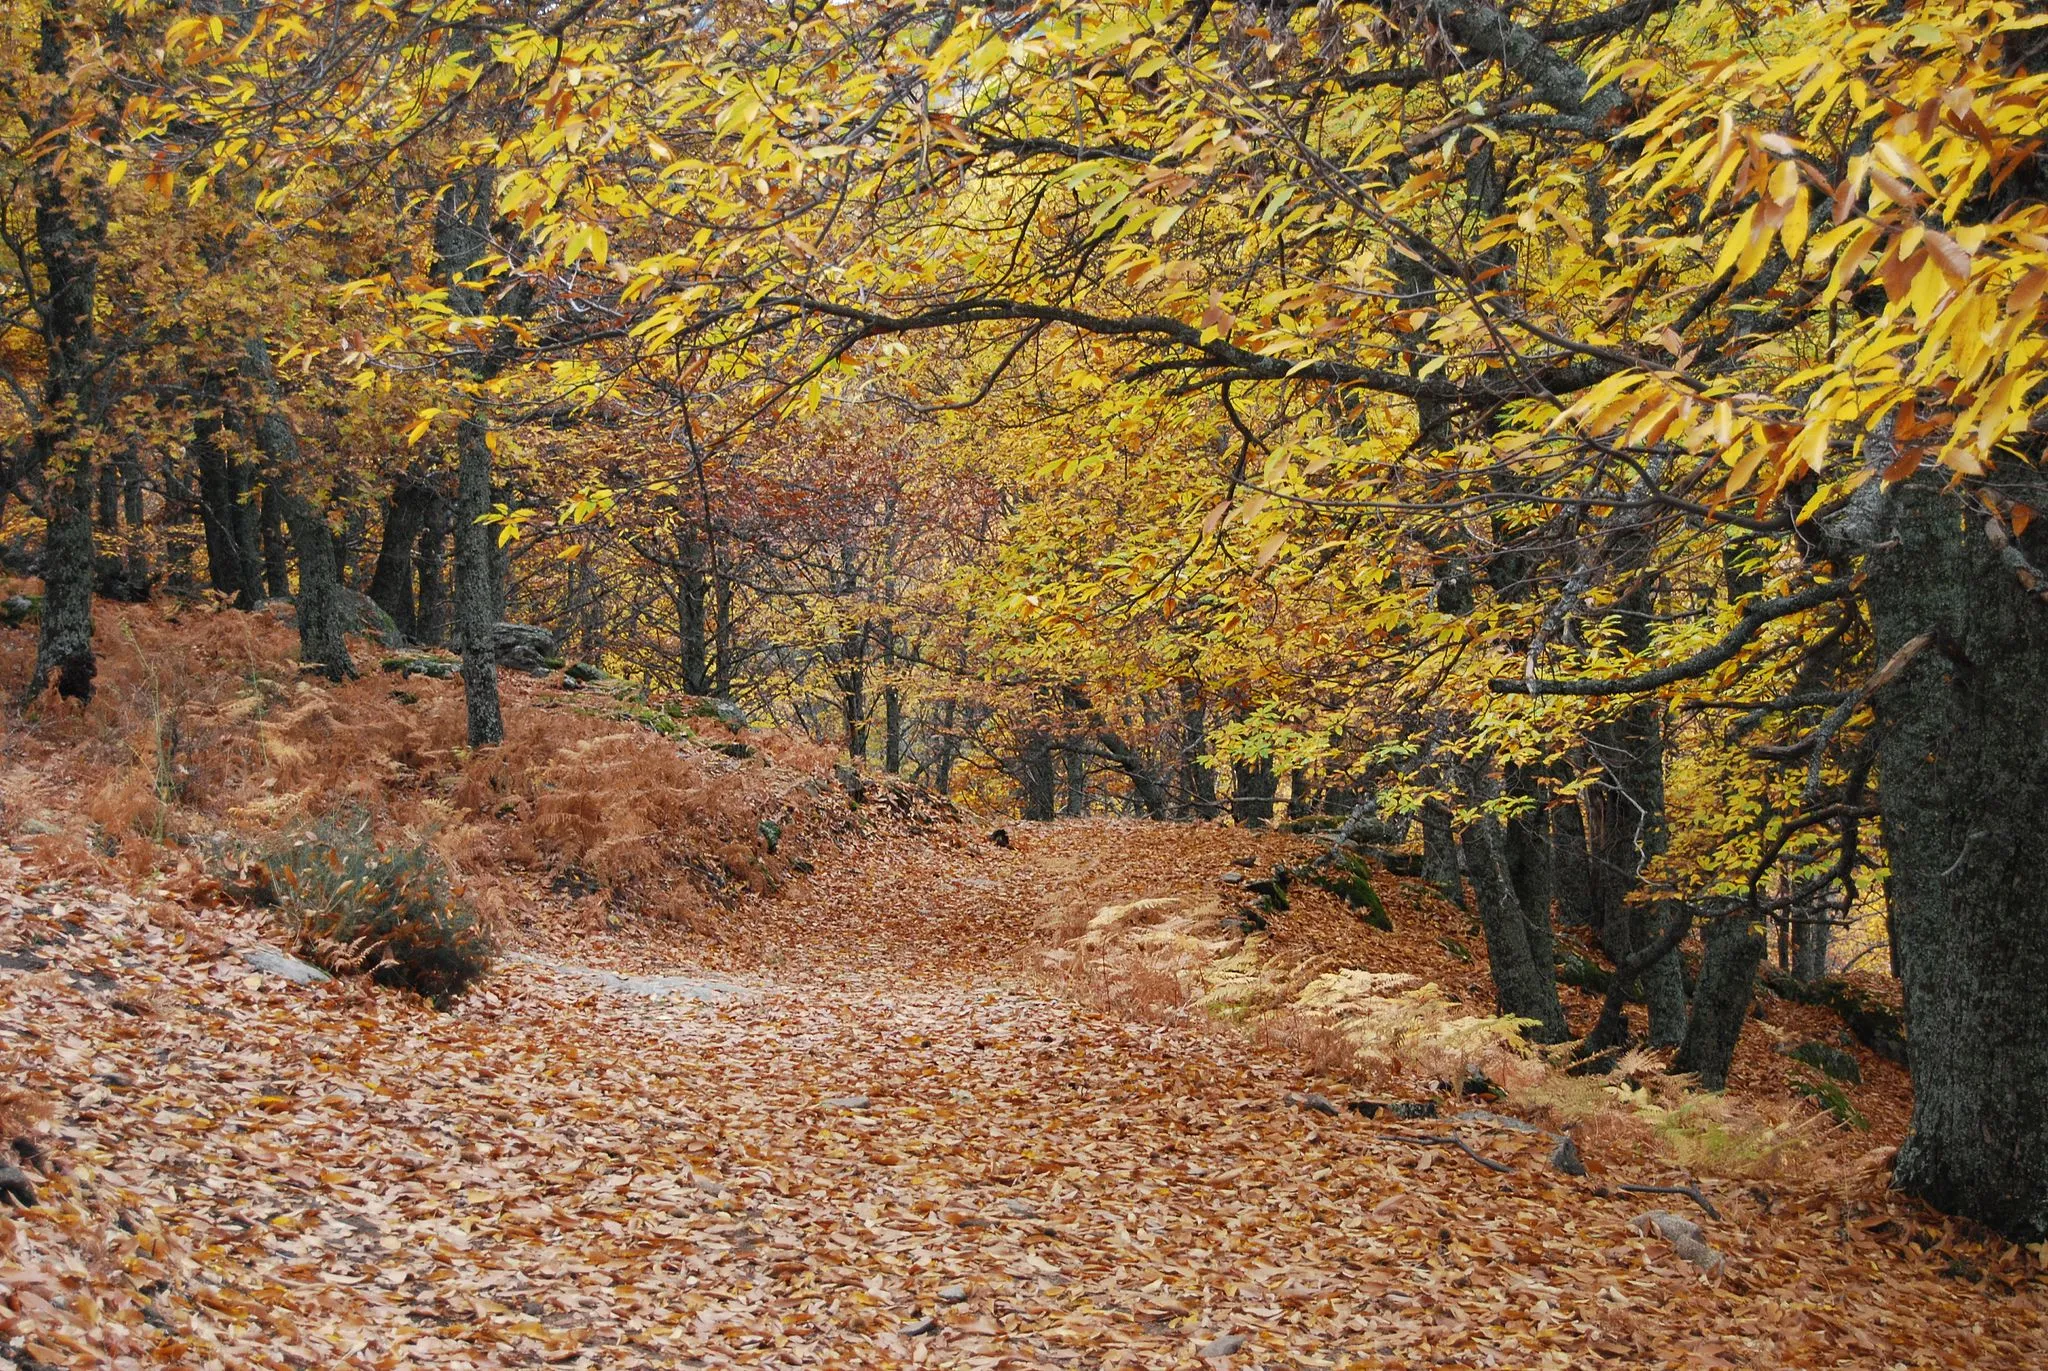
[{"x1": 4, "y1": 824, "x2": 2044, "y2": 1369}]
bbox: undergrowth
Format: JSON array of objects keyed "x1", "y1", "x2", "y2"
[{"x1": 260, "y1": 815, "x2": 494, "y2": 1007}]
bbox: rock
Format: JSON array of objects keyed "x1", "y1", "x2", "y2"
[
  {"x1": 238, "y1": 945, "x2": 333, "y2": 985},
  {"x1": 1778, "y1": 1038, "x2": 1862, "y2": 1085},
  {"x1": 1232, "y1": 854, "x2": 1256, "y2": 867},
  {"x1": 1634, "y1": 1210, "x2": 1723, "y2": 1271},
  {"x1": 1220, "y1": 870, "x2": 1244, "y2": 885},
  {"x1": 709, "y1": 741, "x2": 755, "y2": 760},
  {"x1": 341, "y1": 588, "x2": 406, "y2": 647},
  {"x1": 690, "y1": 696, "x2": 750, "y2": 729},
  {"x1": 381, "y1": 653, "x2": 460, "y2": 679},
  {"x1": 1001, "y1": 1198, "x2": 1039, "y2": 1218},
  {"x1": 821, "y1": 1095, "x2": 871, "y2": 1111},
  {"x1": 835, "y1": 763, "x2": 868, "y2": 803},
  {"x1": 1346, "y1": 1098, "x2": 1438, "y2": 1120},
  {"x1": 564, "y1": 660, "x2": 610, "y2": 683},
  {"x1": 18, "y1": 817, "x2": 65, "y2": 837},
  {"x1": 490, "y1": 622, "x2": 559, "y2": 673},
  {"x1": 0, "y1": 1165, "x2": 37, "y2": 1207},
  {"x1": 1286, "y1": 1091, "x2": 1340, "y2": 1117},
  {"x1": 936, "y1": 1285, "x2": 969, "y2": 1305},
  {"x1": 0, "y1": 594, "x2": 37, "y2": 626},
  {"x1": 1549, "y1": 1134, "x2": 1587, "y2": 1177},
  {"x1": 1198, "y1": 1333, "x2": 1245, "y2": 1359},
  {"x1": 900, "y1": 1316, "x2": 938, "y2": 1337}
]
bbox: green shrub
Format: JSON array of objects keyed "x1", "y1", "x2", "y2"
[{"x1": 264, "y1": 818, "x2": 494, "y2": 1006}]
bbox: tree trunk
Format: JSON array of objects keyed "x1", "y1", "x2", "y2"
[
  {"x1": 1502, "y1": 766, "x2": 1554, "y2": 929},
  {"x1": 1552, "y1": 791, "x2": 1596, "y2": 926},
  {"x1": 453, "y1": 417, "x2": 503, "y2": 744},
  {"x1": 1672, "y1": 913, "x2": 1766, "y2": 1091},
  {"x1": 713, "y1": 571, "x2": 734, "y2": 695},
  {"x1": 260, "y1": 477, "x2": 290, "y2": 597},
  {"x1": 1420, "y1": 799, "x2": 1464, "y2": 907},
  {"x1": 1019, "y1": 733, "x2": 1056, "y2": 820},
  {"x1": 1869, "y1": 471, "x2": 2048, "y2": 1242},
  {"x1": 1062, "y1": 744, "x2": 1087, "y2": 817},
  {"x1": 1232, "y1": 756, "x2": 1276, "y2": 826},
  {"x1": 229, "y1": 457, "x2": 266, "y2": 609},
  {"x1": 1176, "y1": 682, "x2": 1217, "y2": 817},
  {"x1": 1460, "y1": 807, "x2": 1568, "y2": 1043},
  {"x1": 1790, "y1": 904, "x2": 1831, "y2": 982},
  {"x1": 435, "y1": 173, "x2": 507, "y2": 745},
  {"x1": 415, "y1": 500, "x2": 449, "y2": 646},
  {"x1": 25, "y1": 0, "x2": 104, "y2": 704},
  {"x1": 368, "y1": 476, "x2": 434, "y2": 639},
  {"x1": 192, "y1": 396, "x2": 241, "y2": 599},
  {"x1": 243, "y1": 336, "x2": 354, "y2": 681}
]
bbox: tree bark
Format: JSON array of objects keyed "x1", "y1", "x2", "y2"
[
  {"x1": 243, "y1": 337, "x2": 354, "y2": 681},
  {"x1": 1175, "y1": 682, "x2": 1218, "y2": 817},
  {"x1": 1672, "y1": 913, "x2": 1766, "y2": 1091},
  {"x1": 453, "y1": 417, "x2": 503, "y2": 744},
  {"x1": 1460, "y1": 802, "x2": 1569, "y2": 1043},
  {"x1": 260, "y1": 477, "x2": 290, "y2": 597},
  {"x1": 1232, "y1": 756, "x2": 1277, "y2": 826},
  {"x1": 434, "y1": 172, "x2": 506, "y2": 745},
  {"x1": 25, "y1": 2, "x2": 104, "y2": 704},
  {"x1": 1019, "y1": 732, "x2": 1056, "y2": 820},
  {"x1": 1420, "y1": 799, "x2": 1464, "y2": 907},
  {"x1": 1552, "y1": 791, "x2": 1596, "y2": 926},
  {"x1": 1062, "y1": 744, "x2": 1087, "y2": 816},
  {"x1": 1869, "y1": 471, "x2": 2048, "y2": 1241},
  {"x1": 368, "y1": 475, "x2": 435, "y2": 639},
  {"x1": 415, "y1": 499, "x2": 450, "y2": 646}
]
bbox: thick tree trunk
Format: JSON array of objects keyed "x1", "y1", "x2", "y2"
[
  {"x1": 1869, "y1": 472, "x2": 2048, "y2": 1241},
  {"x1": 368, "y1": 476, "x2": 434, "y2": 639},
  {"x1": 25, "y1": 5, "x2": 104, "y2": 705},
  {"x1": 1019, "y1": 733, "x2": 1056, "y2": 820},
  {"x1": 1062, "y1": 744, "x2": 1087, "y2": 817},
  {"x1": 1419, "y1": 799, "x2": 1464, "y2": 907},
  {"x1": 1672, "y1": 914, "x2": 1766, "y2": 1091},
  {"x1": 244, "y1": 337, "x2": 354, "y2": 681},
  {"x1": 672, "y1": 524, "x2": 712, "y2": 693},
  {"x1": 260, "y1": 478, "x2": 290, "y2": 597},
  {"x1": 282, "y1": 493, "x2": 355, "y2": 681},
  {"x1": 229, "y1": 458, "x2": 266, "y2": 610},
  {"x1": 1502, "y1": 766, "x2": 1554, "y2": 929},
  {"x1": 1790, "y1": 905, "x2": 1831, "y2": 982},
  {"x1": 1460, "y1": 807, "x2": 1568, "y2": 1043},
  {"x1": 1633, "y1": 901, "x2": 1690, "y2": 1047},
  {"x1": 1552, "y1": 792, "x2": 1596, "y2": 926},
  {"x1": 453, "y1": 417, "x2": 503, "y2": 744},
  {"x1": 31, "y1": 467, "x2": 96, "y2": 703},
  {"x1": 1586, "y1": 700, "x2": 1685, "y2": 1040},
  {"x1": 415, "y1": 501, "x2": 449, "y2": 646},
  {"x1": 1232, "y1": 756, "x2": 1276, "y2": 826},
  {"x1": 1176, "y1": 683, "x2": 1217, "y2": 817},
  {"x1": 192, "y1": 399, "x2": 241, "y2": 599}
]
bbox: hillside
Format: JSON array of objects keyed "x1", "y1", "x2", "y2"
[{"x1": 3, "y1": 605, "x2": 2043, "y2": 1368}]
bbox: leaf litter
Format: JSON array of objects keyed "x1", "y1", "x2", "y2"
[{"x1": 4, "y1": 816, "x2": 2046, "y2": 1368}]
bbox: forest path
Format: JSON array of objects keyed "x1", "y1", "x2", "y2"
[{"x1": 5, "y1": 826, "x2": 2042, "y2": 1369}]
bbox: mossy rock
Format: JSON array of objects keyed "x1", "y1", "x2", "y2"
[
  {"x1": 1778, "y1": 1037, "x2": 1863, "y2": 1085},
  {"x1": 1306, "y1": 853, "x2": 1393, "y2": 931},
  {"x1": 381, "y1": 654, "x2": 460, "y2": 679}
]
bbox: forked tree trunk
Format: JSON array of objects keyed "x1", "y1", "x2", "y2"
[
  {"x1": 1460, "y1": 807, "x2": 1568, "y2": 1043},
  {"x1": 1672, "y1": 913, "x2": 1766, "y2": 1091},
  {"x1": 1870, "y1": 472, "x2": 2048, "y2": 1242},
  {"x1": 243, "y1": 337, "x2": 354, "y2": 681}
]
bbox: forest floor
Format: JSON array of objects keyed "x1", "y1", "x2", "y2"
[{"x1": 7, "y1": 808, "x2": 2048, "y2": 1369}]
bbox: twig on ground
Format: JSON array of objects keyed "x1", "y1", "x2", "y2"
[
  {"x1": 1385, "y1": 1132, "x2": 1515, "y2": 1173},
  {"x1": 1611, "y1": 1182, "x2": 1722, "y2": 1220}
]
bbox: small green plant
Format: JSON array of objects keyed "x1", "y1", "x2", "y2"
[
  {"x1": 1789, "y1": 1070, "x2": 1870, "y2": 1130},
  {"x1": 263, "y1": 816, "x2": 494, "y2": 1007}
]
